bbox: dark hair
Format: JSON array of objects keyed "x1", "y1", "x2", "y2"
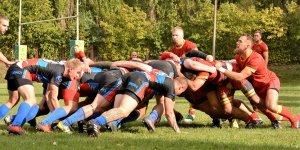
[{"x1": 254, "y1": 30, "x2": 262, "y2": 36}]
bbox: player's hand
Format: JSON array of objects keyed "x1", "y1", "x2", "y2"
[
  {"x1": 5, "y1": 61, "x2": 15, "y2": 68},
  {"x1": 214, "y1": 61, "x2": 222, "y2": 70},
  {"x1": 172, "y1": 54, "x2": 180, "y2": 63},
  {"x1": 206, "y1": 55, "x2": 214, "y2": 62},
  {"x1": 83, "y1": 65, "x2": 91, "y2": 74},
  {"x1": 209, "y1": 67, "x2": 217, "y2": 74}
]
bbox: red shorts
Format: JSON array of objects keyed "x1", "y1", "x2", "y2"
[{"x1": 255, "y1": 77, "x2": 280, "y2": 100}]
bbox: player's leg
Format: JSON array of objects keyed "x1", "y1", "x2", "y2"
[
  {"x1": 8, "y1": 84, "x2": 36, "y2": 135},
  {"x1": 265, "y1": 89, "x2": 299, "y2": 128}
]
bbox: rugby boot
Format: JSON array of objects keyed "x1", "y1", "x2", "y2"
[
  {"x1": 7, "y1": 125, "x2": 25, "y2": 135},
  {"x1": 36, "y1": 123, "x2": 52, "y2": 132},
  {"x1": 107, "y1": 122, "x2": 119, "y2": 132},
  {"x1": 271, "y1": 120, "x2": 282, "y2": 129},
  {"x1": 143, "y1": 117, "x2": 156, "y2": 132},
  {"x1": 4, "y1": 116, "x2": 12, "y2": 126},
  {"x1": 291, "y1": 118, "x2": 300, "y2": 129},
  {"x1": 57, "y1": 121, "x2": 72, "y2": 134},
  {"x1": 229, "y1": 119, "x2": 239, "y2": 128},
  {"x1": 87, "y1": 119, "x2": 101, "y2": 137},
  {"x1": 182, "y1": 114, "x2": 195, "y2": 124},
  {"x1": 212, "y1": 118, "x2": 224, "y2": 128},
  {"x1": 78, "y1": 120, "x2": 87, "y2": 133}
]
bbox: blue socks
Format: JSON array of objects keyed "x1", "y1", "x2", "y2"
[
  {"x1": 40, "y1": 107, "x2": 67, "y2": 125},
  {"x1": 24, "y1": 105, "x2": 39, "y2": 124},
  {"x1": 112, "y1": 119, "x2": 122, "y2": 127},
  {"x1": 62, "y1": 108, "x2": 86, "y2": 127},
  {"x1": 12, "y1": 102, "x2": 31, "y2": 126},
  {"x1": 94, "y1": 116, "x2": 107, "y2": 126},
  {"x1": 149, "y1": 110, "x2": 159, "y2": 123},
  {"x1": 0, "y1": 104, "x2": 10, "y2": 120}
]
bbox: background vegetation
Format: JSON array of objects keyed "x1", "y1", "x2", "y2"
[{"x1": 0, "y1": 0, "x2": 300, "y2": 63}]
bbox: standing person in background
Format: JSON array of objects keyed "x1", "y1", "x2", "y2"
[
  {"x1": 252, "y1": 31, "x2": 268, "y2": 66},
  {"x1": 0, "y1": 15, "x2": 15, "y2": 67},
  {"x1": 72, "y1": 45, "x2": 94, "y2": 73},
  {"x1": 128, "y1": 51, "x2": 142, "y2": 61},
  {"x1": 169, "y1": 26, "x2": 213, "y2": 123},
  {"x1": 170, "y1": 26, "x2": 198, "y2": 57}
]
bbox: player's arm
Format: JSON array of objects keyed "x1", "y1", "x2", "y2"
[
  {"x1": 262, "y1": 51, "x2": 268, "y2": 66},
  {"x1": 216, "y1": 61, "x2": 252, "y2": 81},
  {"x1": 91, "y1": 61, "x2": 112, "y2": 69},
  {"x1": 111, "y1": 60, "x2": 153, "y2": 72},
  {"x1": 160, "y1": 52, "x2": 180, "y2": 62},
  {"x1": 162, "y1": 78, "x2": 180, "y2": 133},
  {"x1": 187, "y1": 77, "x2": 206, "y2": 91},
  {"x1": 0, "y1": 52, "x2": 14, "y2": 67},
  {"x1": 184, "y1": 58, "x2": 216, "y2": 74},
  {"x1": 164, "y1": 97, "x2": 180, "y2": 133},
  {"x1": 45, "y1": 83, "x2": 60, "y2": 111},
  {"x1": 185, "y1": 50, "x2": 213, "y2": 62}
]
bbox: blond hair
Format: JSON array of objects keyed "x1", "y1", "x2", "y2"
[
  {"x1": 65, "y1": 58, "x2": 82, "y2": 69},
  {"x1": 172, "y1": 26, "x2": 184, "y2": 37}
]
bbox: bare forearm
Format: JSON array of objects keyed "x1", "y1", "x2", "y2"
[
  {"x1": 184, "y1": 59, "x2": 215, "y2": 73},
  {"x1": 0, "y1": 52, "x2": 11, "y2": 64},
  {"x1": 164, "y1": 98, "x2": 180, "y2": 133},
  {"x1": 165, "y1": 112, "x2": 180, "y2": 133},
  {"x1": 111, "y1": 61, "x2": 152, "y2": 72},
  {"x1": 223, "y1": 70, "x2": 246, "y2": 81},
  {"x1": 187, "y1": 79, "x2": 205, "y2": 91}
]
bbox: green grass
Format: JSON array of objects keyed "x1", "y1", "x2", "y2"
[{"x1": 0, "y1": 65, "x2": 299, "y2": 149}]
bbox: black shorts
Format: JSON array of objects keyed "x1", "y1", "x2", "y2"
[
  {"x1": 5, "y1": 64, "x2": 27, "y2": 80},
  {"x1": 117, "y1": 72, "x2": 149, "y2": 103},
  {"x1": 117, "y1": 89, "x2": 140, "y2": 103},
  {"x1": 7, "y1": 78, "x2": 33, "y2": 91}
]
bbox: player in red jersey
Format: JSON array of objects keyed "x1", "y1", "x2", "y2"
[
  {"x1": 215, "y1": 34, "x2": 300, "y2": 128},
  {"x1": 127, "y1": 51, "x2": 142, "y2": 62},
  {"x1": 170, "y1": 26, "x2": 197, "y2": 57},
  {"x1": 170, "y1": 26, "x2": 214, "y2": 122},
  {"x1": 161, "y1": 50, "x2": 215, "y2": 123},
  {"x1": 181, "y1": 57, "x2": 260, "y2": 127},
  {"x1": 73, "y1": 45, "x2": 94, "y2": 73},
  {"x1": 252, "y1": 31, "x2": 268, "y2": 66}
]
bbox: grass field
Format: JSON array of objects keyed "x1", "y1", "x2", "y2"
[{"x1": 0, "y1": 65, "x2": 300, "y2": 150}]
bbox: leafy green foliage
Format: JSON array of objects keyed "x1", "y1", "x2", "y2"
[{"x1": 0, "y1": 0, "x2": 299, "y2": 63}]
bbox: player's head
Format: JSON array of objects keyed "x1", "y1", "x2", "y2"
[
  {"x1": 131, "y1": 51, "x2": 138, "y2": 58},
  {"x1": 172, "y1": 26, "x2": 184, "y2": 45},
  {"x1": 253, "y1": 30, "x2": 262, "y2": 42},
  {"x1": 64, "y1": 58, "x2": 83, "y2": 80},
  {"x1": 73, "y1": 45, "x2": 80, "y2": 53},
  {"x1": 235, "y1": 33, "x2": 254, "y2": 54},
  {"x1": 0, "y1": 15, "x2": 9, "y2": 35},
  {"x1": 174, "y1": 77, "x2": 188, "y2": 95}
]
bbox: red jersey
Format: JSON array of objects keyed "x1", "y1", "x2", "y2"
[
  {"x1": 252, "y1": 41, "x2": 268, "y2": 56},
  {"x1": 191, "y1": 58, "x2": 226, "y2": 85},
  {"x1": 75, "y1": 51, "x2": 86, "y2": 62},
  {"x1": 169, "y1": 40, "x2": 197, "y2": 57},
  {"x1": 234, "y1": 51, "x2": 277, "y2": 89}
]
